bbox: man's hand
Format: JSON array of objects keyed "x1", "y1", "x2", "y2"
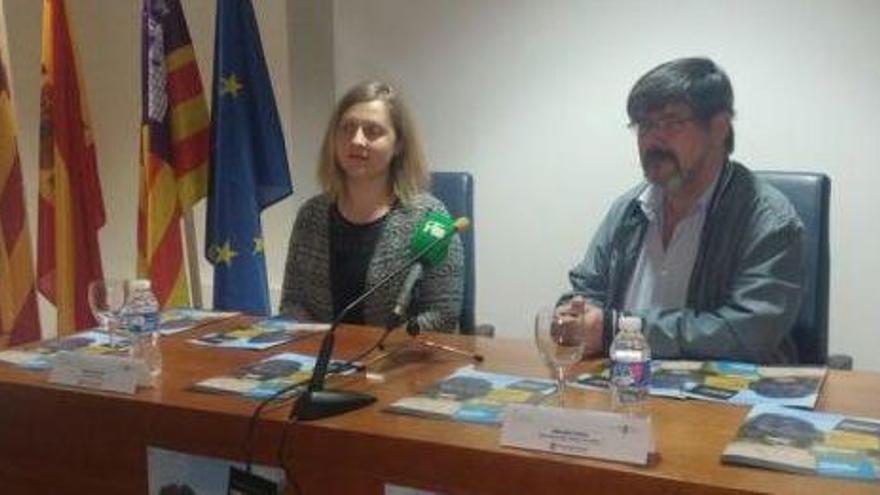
[{"x1": 554, "y1": 296, "x2": 604, "y2": 358}]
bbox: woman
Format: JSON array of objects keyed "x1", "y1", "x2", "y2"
[{"x1": 279, "y1": 81, "x2": 464, "y2": 331}]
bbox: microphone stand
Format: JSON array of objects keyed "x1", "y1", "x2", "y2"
[
  {"x1": 405, "y1": 320, "x2": 484, "y2": 362},
  {"x1": 292, "y1": 221, "x2": 465, "y2": 421},
  {"x1": 375, "y1": 315, "x2": 484, "y2": 363}
]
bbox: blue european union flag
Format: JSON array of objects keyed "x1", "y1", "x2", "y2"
[{"x1": 205, "y1": 0, "x2": 292, "y2": 315}]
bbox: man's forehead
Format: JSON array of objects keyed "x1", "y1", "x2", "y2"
[{"x1": 646, "y1": 101, "x2": 694, "y2": 118}]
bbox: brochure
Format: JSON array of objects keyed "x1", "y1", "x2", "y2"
[
  {"x1": 385, "y1": 365, "x2": 557, "y2": 425},
  {"x1": 188, "y1": 316, "x2": 328, "y2": 350},
  {"x1": 191, "y1": 352, "x2": 353, "y2": 400},
  {"x1": 573, "y1": 360, "x2": 826, "y2": 408},
  {"x1": 722, "y1": 404, "x2": 880, "y2": 482},
  {"x1": 156, "y1": 307, "x2": 239, "y2": 336},
  {"x1": 0, "y1": 330, "x2": 131, "y2": 370}
]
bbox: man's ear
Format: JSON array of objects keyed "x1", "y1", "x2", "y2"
[{"x1": 709, "y1": 112, "x2": 731, "y2": 148}]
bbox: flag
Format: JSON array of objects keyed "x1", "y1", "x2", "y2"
[
  {"x1": 0, "y1": 49, "x2": 41, "y2": 346},
  {"x1": 138, "y1": 0, "x2": 209, "y2": 309},
  {"x1": 37, "y1": 0, "x2": 105, "y2": 335},
  {"x1": 206, "y1": 0, "x2": 292, "y2": 315}
]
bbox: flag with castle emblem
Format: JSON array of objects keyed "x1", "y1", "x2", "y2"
[
  {"x1": 37, "y1": 0, "x2": 105, "y2": 334},
  {"x1": 138, "y1": 0, "x2": 209, "y2": 309}
]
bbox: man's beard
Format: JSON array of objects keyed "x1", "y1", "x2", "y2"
[{"x1": 641, "y1": 148, "x2": 685, "y2": 193}]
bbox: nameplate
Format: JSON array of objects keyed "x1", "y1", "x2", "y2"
[
  {"x1": 500, "y1": 404, "x2": 652, "y2": 465},
  {"x1": 49, "y1": 352, "x2": 148, "y2": 395}
]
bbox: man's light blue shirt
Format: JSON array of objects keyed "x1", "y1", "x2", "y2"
[{"x1": 623, "y1": 171, "x2": 722, "y2": 312}]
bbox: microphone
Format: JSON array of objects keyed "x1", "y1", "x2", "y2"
[
  {"x1": 292, "y1": 213, "x2": 470, "y2": 421},
  {"x1": 386, "y1": 212, "x2": 464, "y2": 329},
  {"x1": 387, "y1": 264, "x2": 423, "y2": 329}
]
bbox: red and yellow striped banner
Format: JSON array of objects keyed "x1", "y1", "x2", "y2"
[
  {"x1": 37, "y1": 0, "x2": 105, "y2": 335},
  {"x1": 138, "y1": 0, "x2": 209, "y2": 308},
  {"x1": 0, "y1": 50, "x2": 41, "y2": 346}
]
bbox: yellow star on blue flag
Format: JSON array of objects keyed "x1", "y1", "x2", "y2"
[
  {"x1": 214, "y1": 241, "x2": 238, "y2": 265},
  {"x1": 220, "y1": 73, "x2": 243, "y2": 97}
]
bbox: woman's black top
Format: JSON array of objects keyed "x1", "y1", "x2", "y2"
[{"x1": 329, "y1": 205, "x2": 388, "y2": 323}]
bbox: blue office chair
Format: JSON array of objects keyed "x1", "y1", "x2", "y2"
[
  {"x1": 756, "y1": 171, "x2": 848, "y2": 368},
  {"x1": 430, "y1": 172, "x2": 486, "y2": 335}
]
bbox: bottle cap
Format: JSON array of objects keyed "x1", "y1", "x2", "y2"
[
  {"x1": 128, "y1": 278, "x2": 152, "y2": 291},
  {"x1": 618, "y1": 315, "x2": 643, "y2": 333}
]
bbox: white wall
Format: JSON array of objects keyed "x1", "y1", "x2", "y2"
[{"x1": 333, "y1": 0, "x2": 880, "y2": 370}]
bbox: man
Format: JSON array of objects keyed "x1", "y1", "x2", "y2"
[{"x1": 562, "y1": 57, "x2": 803, "y2": 364}]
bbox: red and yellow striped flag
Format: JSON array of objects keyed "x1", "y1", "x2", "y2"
[
  {"x1": 37, "y1": 0, "x2": 105, "y2": 335},
  {"x1": 0, "y1": 50, "x2": 41, "y2": 346},
  {"x1": 138, "y1": 0, "x2": 209, "y2": 308}
]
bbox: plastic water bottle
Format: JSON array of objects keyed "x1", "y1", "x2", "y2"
[
  {"x1": 122, "y1": 279, "x2": 162, "y2": 382},
  {"x1": 609, "y1": 315, "x2": 651, "y2": 415}
]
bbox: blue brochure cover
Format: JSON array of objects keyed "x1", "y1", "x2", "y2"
[
  {"x1": 573, "y1": 360, "x2": 826, "y2": 409},
  {"x1": 722, "y1": 404, "x2": 880, "y2": 482},
  {"x1": 156, "y1": 308, "x2": 239, "y2": 335},
  {"x1": 191, "y1": 352, "x2": 354, "y2": 400},
  {"x1": 385, "y1": 365, "x2": 557, "y2": 426},
  {"x1": 188, "y1": 316, "x2": 328, "y2": 350}
]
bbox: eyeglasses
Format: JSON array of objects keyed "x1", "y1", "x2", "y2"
[{"x1": 628, "y1": 116, "x2": 698, "y2": 136}]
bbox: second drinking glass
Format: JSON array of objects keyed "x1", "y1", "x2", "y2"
[{"x1": 534, "y1": 305, "x2": 587, "y2": 407}]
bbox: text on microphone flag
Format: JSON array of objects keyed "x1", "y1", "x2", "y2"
[{"x1": 410, "y1": 211, "x2": 456, "y2": 268}]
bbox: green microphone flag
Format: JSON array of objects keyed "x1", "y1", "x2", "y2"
[{"x1": 409, "y1": 212, "x2": 456, "y2": 268}]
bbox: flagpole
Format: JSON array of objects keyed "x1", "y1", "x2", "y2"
[{"x1": 183, "y1": 210, "x2": 203, "y2": 309}]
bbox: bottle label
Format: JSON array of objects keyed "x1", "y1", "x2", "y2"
[
  {"x1": 126, "y1": 313, "x2": 159, "y2": 333},
  {"x1": 142, "y1": 312, "x2": 159, "y2": 333},
  {"x1": 127, "y1": 315, "x2": 146, "y2": 333},
  {"x1": 610, "y1": 361, "x2": 650, "y2": 389},
  {"x1": 123, "y1": 290, "x2": 160, "y2": 334}
]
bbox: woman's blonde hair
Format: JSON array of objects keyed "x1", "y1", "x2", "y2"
[{"x1": 318, "y1": 81, "x2": 429, "y2": 204}]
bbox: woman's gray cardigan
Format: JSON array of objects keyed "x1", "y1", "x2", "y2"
[{"x1": 279, "y1": 192, "x2": 464, "y2": 331}]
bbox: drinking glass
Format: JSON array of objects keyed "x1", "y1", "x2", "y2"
[
  {"x1": 534, "y1": 305, "x2": 587, "y2": 407},
  {"x1": 87, "y1": 279, "x2": 128, "y2": 347}
]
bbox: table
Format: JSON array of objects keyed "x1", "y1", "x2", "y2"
[{"x1": 0, "y1": 321, "x2": 877, "y2": 494}]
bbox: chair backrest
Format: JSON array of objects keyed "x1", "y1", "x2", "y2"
[
  {"x1": 755, "y1": 171, "x2": 830, "y2": 364},
  {"x1": 430, "y1": 172, "x2": 476, "y2": 333}
]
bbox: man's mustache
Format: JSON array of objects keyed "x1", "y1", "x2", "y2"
[{"x1": 642, "y1": 148, "x2": 678, "y2": 167}]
